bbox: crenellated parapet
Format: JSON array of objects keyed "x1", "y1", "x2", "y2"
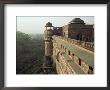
[{"x1": 53, "y1": 35, "x2": 94, "y2": 51}]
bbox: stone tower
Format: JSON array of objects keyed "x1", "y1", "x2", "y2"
[{"x1": 43, "y1": 22, "x2": 53, "y2": 73}]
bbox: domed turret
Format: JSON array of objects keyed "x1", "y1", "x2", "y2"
[
  {"x1": 45, "y1": 22, "x2": 53, "y2": 29},
  {"x1": 44, "y1": 22, "x2": 53, "y2": 38},
  {"x1": 69, "y1": 18, "x2": 85, "y2": 24},
  {"x1": 45, "y1": 22, "x2": 53, "y2": 30}
]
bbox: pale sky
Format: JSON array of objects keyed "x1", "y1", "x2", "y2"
[{"x1": 17, "y1": 16, "x2": 94, "y2": 34}]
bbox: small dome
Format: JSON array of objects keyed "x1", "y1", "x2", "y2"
[
  {"x1": 45, "y1": 22, "x2": 53, "y2": 27},
  {"x1": 69, "y1": 18, "x2": 85, "y2": 24}
]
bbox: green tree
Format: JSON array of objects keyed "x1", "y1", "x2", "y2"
[{"x1": 16, "y1": 31, "x2": 44, "y2": 74}]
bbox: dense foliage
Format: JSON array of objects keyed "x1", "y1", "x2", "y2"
[{"x1": 16, "y1": 31, "x2": 44, "y2": 74}]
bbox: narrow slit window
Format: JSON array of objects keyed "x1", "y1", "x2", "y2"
[
  {"x1": 79, "y1": 58, "x2": 81, "y2": 66},
  {"x1": 68, "y1": 50, "x2": 70, "y2": 55},
  {"x1": 72, "y1": 54, "x2": 74, "y2": 56},
  {"x1": 61, "y1": 44, "x2": 62, "y2": 48}
]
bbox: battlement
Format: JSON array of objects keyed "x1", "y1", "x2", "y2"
[{"x1": 53, "y1": 35, "x2": 94, "y2": 52}]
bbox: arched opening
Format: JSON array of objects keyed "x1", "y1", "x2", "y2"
[{"x1": 77, "y1": 33, "x2": 82, "y2": 41}]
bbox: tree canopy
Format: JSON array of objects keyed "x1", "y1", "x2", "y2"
[{"x1": 16, "y1": 31, "x2": 44, "y2": 74}]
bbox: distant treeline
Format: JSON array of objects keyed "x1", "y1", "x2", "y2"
[{"x1": 16, "y1": 31, "x2": 44, "y2": 74}]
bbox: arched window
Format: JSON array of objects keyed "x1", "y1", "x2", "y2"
[{"x1": 77, "y1": 33, "x2": 82, "y2": 41}]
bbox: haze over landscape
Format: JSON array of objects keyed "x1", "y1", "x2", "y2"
[{"x1": 17, "y1": 16, "x2": 94, "y2": 34}]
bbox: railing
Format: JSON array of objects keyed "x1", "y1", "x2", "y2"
[{"x1": 53, "y1": 35, "x2": 94, "y2": 52}]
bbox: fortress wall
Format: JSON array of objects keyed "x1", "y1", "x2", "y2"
[
  {"x1": 62, "y1": 24, "x2": 94, "y2": 42},
  {"x1": 45, "y1": 41, "x2": 53, "y2": 56},
  {"x1": 52, "y1": 36, "x2": 94, "y2": 74},
  {"x1": 44, "y1": 19, "x2": 94, "y2": 74}
]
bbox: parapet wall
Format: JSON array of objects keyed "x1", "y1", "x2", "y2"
[
  {"x1": 52, "y1": 35, "x2": 94, "y2": 74},
  {"x1": 53, "y1": 35, "x2": 94, "y2": 52}
]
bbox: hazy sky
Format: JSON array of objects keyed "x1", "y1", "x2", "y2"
[{"x1": 17, "y1": 16, "x2": 94, "y2": 34}]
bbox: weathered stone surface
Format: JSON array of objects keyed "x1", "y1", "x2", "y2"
[{"x1": 44, "y1": 18, "x2": 94, "y2": 74}]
